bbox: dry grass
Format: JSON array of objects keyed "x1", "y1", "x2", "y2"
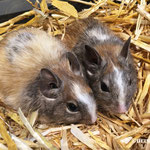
[{"x1": 0, "y1": 0, "x2": 150, "y2": 149}]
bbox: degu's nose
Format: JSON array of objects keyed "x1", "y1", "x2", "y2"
[
  {"x1": 91, "y1": 114, "x2": 97, "y2": 124},
  {"x1": 117, "y1": 103, "x2": 128, "y2": 113},
  {"x1": 88, "y1": 111, "x2": 97, "y2": 124}
]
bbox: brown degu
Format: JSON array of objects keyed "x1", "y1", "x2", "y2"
[
  {"x1": 0, "y1": 28, "x2": 97, "y2": 124},
  {"x1": 62, "y1": 18, "x2": 137, "y2": 114}
]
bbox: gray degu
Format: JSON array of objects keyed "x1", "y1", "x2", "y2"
[{"x1": 62, "y1": 18, "x2": 137, "y2": 114}]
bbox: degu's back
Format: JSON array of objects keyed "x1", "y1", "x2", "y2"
[
  {"x1": 0, "y1": 28, "x2": 66, "y2": 106},
  {"x1": 0, "y1": 28, "x2": 97, "y2": 125}
]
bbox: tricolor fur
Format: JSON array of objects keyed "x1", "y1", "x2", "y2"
[
  {"x1": 0, "y1": 28, "x2": 97, "y2": 124},
  {"x1": 63, "y1": 18, "x2": 137, "y2": 114}
]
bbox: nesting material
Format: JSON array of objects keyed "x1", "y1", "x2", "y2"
[{"x1": 0, "y1": 0, "x2": 150, "y2": 149}]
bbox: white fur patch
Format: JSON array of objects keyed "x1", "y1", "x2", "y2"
[
  {"x1": 87, "y1": 28, "x2": 110, "y2": 41},
  {"x1": 45, "y1": 97, "x2": 56, "y2": 101},
  {"x1": 113, "y1": 66, "x2": 126, "y2": 107},
  {"x1": 87, "y1": 70, "x2": 93, "y2": 76},
  {"x1": 72, "y1": 83, "x2": 97, "y2": 123}
]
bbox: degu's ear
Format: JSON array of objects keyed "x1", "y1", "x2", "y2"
[
  {"x1": 65, "y1": 52, "x2": 82, "y2": 76},
  {"x1": 39, "y1": 68, "x2": 61, "y2": 98},
  {"x1": 120, "y1": 37, "x2": 131, "y2": 59},
  {"x1": 84, "y1": 45, "x2": 102, "y2": 66}
]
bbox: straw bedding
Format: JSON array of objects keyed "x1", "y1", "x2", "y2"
[{"x1": 0, "y1": 0, "x2": 150, "y2": 149}]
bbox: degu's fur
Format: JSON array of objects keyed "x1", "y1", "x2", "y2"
[
  {"x1": 62, "y1": 18, "x2": 137, "y2": 114},
  {"x1": 0, "y1": 28, "x2": 97, "y2": 124}
]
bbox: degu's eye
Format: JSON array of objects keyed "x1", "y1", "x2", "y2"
[
  {"x1": 101, "y1": 81, "x2": 110, "y2": 92},
  {"x1": 48, "y1": 83, "x2": 58, "y2": 89},
  {"x1": 66, "y1": 101, "x2": 79, "y2": 113}
]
